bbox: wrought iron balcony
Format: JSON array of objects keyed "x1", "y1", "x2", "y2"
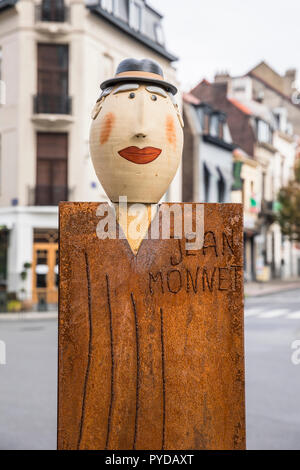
[
  {"x1": 259, "y1": 199, "x2": 278, "y2": 222},
  {"x1": 33, "y1": 94, "x2": 72, "y2": 115},
  {"x1": 29, "y1": 185, "x2": 69, "y2": 206},
  {"x1": 35, "y1": 4, "x2": 69, "y2": 23}
]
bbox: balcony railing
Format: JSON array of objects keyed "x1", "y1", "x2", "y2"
[
  {"x1": 33, "y1": 94, "x2": 72, "y2": 115},
  {"x1": 35, "y1": 4, "x2": 69, "y2": 23},
  {"x1": 29, "y1": 186, "x2": 69, "y2": 206},
  {"x1": 260, "y1": 199, "x2": 278, "y2": 223}
]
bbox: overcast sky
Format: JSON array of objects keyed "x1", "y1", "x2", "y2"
[{"x1": 149, "y1": 0, "x2": 300, "y2": 91}]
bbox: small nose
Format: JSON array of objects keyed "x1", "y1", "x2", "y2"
[{"x1": 135, "y1": 132, "x2": 147, "y2": 139}]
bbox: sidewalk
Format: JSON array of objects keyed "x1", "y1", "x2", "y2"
[
  {"x1": 0, "y1": 280, "x2": 299, "y2": 319},
  {"x1": 245, "y1": 279, "x2": 300, "y2": 297},
  {"x1": 0, "y1": 311, "x2": 58, "y2": 321}
]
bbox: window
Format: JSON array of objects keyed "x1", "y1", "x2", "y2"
[
  {"x1": 257, "y1": 119, "x2": 272, "y2": 144},
  {"x1": 36, "y1": 133, "x2": 68, "y2": 205},
  {"x1": 223, "y1": 123, "x2": 232, "y2": 143},
  {"x1": 36, "y1": 44, "x2": 70, "y2": 114},
  {"x1": 204, "y1": 163, "x2": 210, "y2": 202},
  {"x1": 210, "y1": 114, "x2": 219, "y2": 137},
  {"x1": 41, "y1": 0, "x2": 66, "y2": 22},
  {"x1": 262, "y1": 172, "x2": 266, "y2": 200},
  {"x1": 217, "y1": 170, "x2": 225, "y2": 203},
  {"x1": 154, "y1": 23, "x2": 165, "y2": 45},
  {"x1": 129, "y1": 0, "x2": 142, "y2": 31},
  {"x1": 101, "y1": 0, "x2": 113, "y2": 13}
]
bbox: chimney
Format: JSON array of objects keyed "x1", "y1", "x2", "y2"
[
  {"x1": 214, "y1": 71, "x2": 231, "y2": 84},
  {"x1": 284, "y1": 68, "x2": 297, "y2": 95}
]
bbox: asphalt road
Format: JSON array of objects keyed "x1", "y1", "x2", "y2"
[
  {"x1": 245, "y1": 288, "x2": 300, "y2": 450},
  {"x1": 0, "y1": 288, "x2": 299, "y2": 450}
]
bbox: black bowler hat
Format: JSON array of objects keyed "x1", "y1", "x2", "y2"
[{"x1": 100, "y1": 58, "x2": 178, "y2": 95}]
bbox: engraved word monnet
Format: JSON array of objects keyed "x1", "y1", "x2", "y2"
[{"x1": 89, "y1": 58, "x2": 184, "y2": 203}]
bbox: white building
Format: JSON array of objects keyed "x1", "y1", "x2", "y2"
[{"x1": 0, "y1": 0, "x2": 180, "y2": 309}]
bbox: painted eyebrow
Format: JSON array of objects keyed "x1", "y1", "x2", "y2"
[
  {"x1": 113, "y1": 83, "x2": 140, "y2": 94},
  {"x1": 97, "y1": 86, "x2": 113, "y2": 101},
  {"x1": 146, "y1": 86, "x2": 167, "y2": 97},
  {"x1": 168, "y1": 91, "x2": 178, "y2": 106}
]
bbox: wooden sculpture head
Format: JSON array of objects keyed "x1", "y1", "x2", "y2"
[{"x1": 89, "y1": 58, "x2": 184, "y2": 203}]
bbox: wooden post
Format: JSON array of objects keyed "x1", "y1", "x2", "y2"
[{"x1": 58, "y1": 202, "x2": 245, "y2": 450}]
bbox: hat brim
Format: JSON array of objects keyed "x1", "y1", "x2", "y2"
[{"x1": 100, "y1": 76, "x2": 178, "y2": 95}]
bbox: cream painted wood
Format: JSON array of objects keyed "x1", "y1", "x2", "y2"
[
  {"x1": 89, "y1": 84, "x2": 183, "y2": 203},
  {"x1": 114, "y1": 202, "x2": 158, "y2": 255}
]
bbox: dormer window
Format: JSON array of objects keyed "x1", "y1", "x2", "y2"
[
  {"x1": 256, "y1": 119, "x2": 272, "y2": 144},
  {"x1": 154, "y1": 23, "x2": 165, "y2": 45},
  {"x1": 129, "y1": 0, "x2": 142, "y2": 31},
  {"x1": 209, "y1": 111, "x2": 229, "y2": 141},
  {"x1": 101, "y1": 0, "x2": 113, "y2": 14},
  {"x1": 210, "y1": 114, "x2": 219, "y2": 138}
]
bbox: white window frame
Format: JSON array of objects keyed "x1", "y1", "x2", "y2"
[
  {"x1": 101, "y1": 0, "x2": 114, "y2": 14},
  {"x1": 257, "y1": 119, "x2": 271, "y2": 144},
  {"x1": 129, "y1": 0, "x2": 143, "y2": 32},
  {"x1": 154, "y1": 22, "x2": 165, "y2": 45}
]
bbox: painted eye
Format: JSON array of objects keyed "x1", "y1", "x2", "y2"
[
  {"x1": 129, "y1": 92, "x2": 135, "y2": 99},
  {"x1": 151, "y1": 94, "x2": 158, "y2": 101}
]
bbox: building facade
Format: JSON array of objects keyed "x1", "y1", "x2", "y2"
[
  {"x1": 0, "y1": 0, "x2": 180, "y2": 309},
  {"x1": 182, "y1": 92, "x2": 234, "y2": 204},
  {"x1": 190, "y1": 64, "x2": 300, "y2": 281}
]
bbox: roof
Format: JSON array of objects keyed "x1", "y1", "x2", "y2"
[
  {"x1": 228, "y1": 98, "x2": 252, "y2": 116},
  {"x1": 0, "y1": 0, "x2": 17, "y2": 13},
  {"x1": 247, "y1": 70, "x2": 300, "y2": 108},
  {"x1": 183, "y1": 92, "x2": 201, "y2": 105},
  {"x1": 87, "y1": 4, "x2": 178, "y2": 62},
  {"x1": 145, "y1": 0, "x2": 163, "y2": 19},
  {"x1": 0, "y1": 0, "x2": 177, "y2": 62}
]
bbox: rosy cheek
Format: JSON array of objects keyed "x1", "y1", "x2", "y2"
[
  {"x1": 166, "y1": 114, "x2": 176, "y2": 148},
  {"x1": 100, "y1": 112, "x2": 115, "y2": 144}
]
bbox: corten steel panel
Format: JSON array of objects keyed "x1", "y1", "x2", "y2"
[{"x1": 58, "y1": 203, "x2": 245, "y2": 450}]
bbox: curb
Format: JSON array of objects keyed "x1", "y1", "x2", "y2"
[
  {"x1": 245, "y1": 284, "x2": 300, "y2": 298},
  {"x1": 0, "y1": 312, "x2": 58, "y2": 321}
]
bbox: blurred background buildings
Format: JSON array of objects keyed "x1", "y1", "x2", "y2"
[{"x1": 0, "y1": 0, "x2": 299, "y2": 311}]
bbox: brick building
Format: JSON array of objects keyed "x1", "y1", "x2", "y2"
[{"x1": 188, "y1": 63, "x2": 299, "y2": 281}]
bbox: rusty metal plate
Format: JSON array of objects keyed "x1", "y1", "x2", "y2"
[{"x1": 58, "y1": 203, "x2": 245, "y2": 450}]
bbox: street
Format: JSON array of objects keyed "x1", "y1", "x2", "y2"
[
  {"x1": 0, "y1": 288, "x2": 299, "y2": 450},
  {"x1": 245, "y1": 288, "x2": 300, "y2": 450}
]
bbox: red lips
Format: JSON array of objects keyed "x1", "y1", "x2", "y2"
[{"x1": 118, "y1": 146, "x2": 162, "y2": 164}]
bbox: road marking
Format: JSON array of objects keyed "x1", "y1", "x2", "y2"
[
  {"x1": 287, "y1": 311, "x2": 300, "y2": 319},
  {"x1": 244, "y1": 308, "x2": 264, "y2": 317},
  {"x1": 258, "y1": 309, "x2": 289, "y2": 318}
]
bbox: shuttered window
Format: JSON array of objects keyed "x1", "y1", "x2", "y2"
[
  {"x1": 36, "y1": 133, "x2": 68, "y2": 205},
  {"x1": 36, "y1": 44, "x2": 70, "y2": 114}
]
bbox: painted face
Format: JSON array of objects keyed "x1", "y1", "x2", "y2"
[{"x1": 89, "y1": 83, "x2": 184, "y2": 203}]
